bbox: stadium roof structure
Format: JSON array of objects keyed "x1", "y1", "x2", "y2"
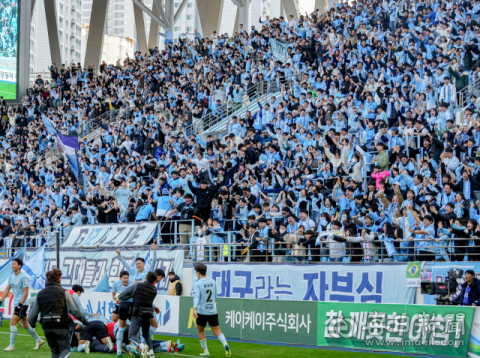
[{"x1": 18, "y1": 0, "x2": 307, "y2": 96}]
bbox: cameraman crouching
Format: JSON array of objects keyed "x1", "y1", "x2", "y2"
[{"x1": 452, "y1": 270, "x2": 480, "y2": 306}]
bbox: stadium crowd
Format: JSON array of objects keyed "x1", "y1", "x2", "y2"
[{"x1": 2, "y1": 0, "x2": 480, "y2": 263}]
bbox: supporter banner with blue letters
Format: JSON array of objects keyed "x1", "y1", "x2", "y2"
[
  {"x1": 269, "y1": 39, "x2": 288, "y2": 63},
  {"x1": 26, "y1": 247, "x2": 183, "y2": 293},
  {"x1": 198, "y1": 263, "x2": 415, "y2": 304},
  {"x1": 61, "y1": 223, "x2": 157, "y2": 247}
]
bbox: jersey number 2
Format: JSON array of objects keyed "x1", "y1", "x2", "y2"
[{"x1": 206, "y1": 289, "x2": 212, "y2": 302}]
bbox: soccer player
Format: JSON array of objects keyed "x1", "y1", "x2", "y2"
[
  {"x1": 0, "y1": 258, "x2": 44, "y2": 351},
  {"x1": 192, "y1": 263, "x2": 231, "y2": 357},
  {"x1": 112, "y1": 270, "x2": 133, "y2": 357},
  {"x1": 115, "y1": 243, "x2": 157, "y2": 283},
  {"x1": 118, "y1": 271, "x2": 158, "y2": 358}
]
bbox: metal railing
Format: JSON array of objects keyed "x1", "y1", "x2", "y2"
[
  {"x1": 2, "y1": 227, "x2": 477, "y2": 264},
  {"x1": 458, "y1": 75, "x2": 480, "y2": 109},
  {"x1": 78, "y1": 107, "x2": 136, "y2": 142},
  {"x1": 187, "y1": 73, "x2": 303, "y2": 136}
]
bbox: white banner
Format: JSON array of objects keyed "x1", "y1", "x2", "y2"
[
  {"x1": 61, "y1": 223, "x2": 157, "y2": 248},
  {"x1": 79, "y1": 292, "x2": 180, "y2": 334},
  {"x1": 28, "y1": 247, "x2": 184, "y2": 293},
  {"x1": 269, "y1": 39, "x2": 288, "y2": 63}
]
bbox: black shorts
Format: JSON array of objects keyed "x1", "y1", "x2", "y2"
[
  {"x1": 13, "y1": 304, "x2": 28, "y2": 319},
  {"x1": 118, "y1": 302, "x2": 133, "y2": 321},
  {"x1": 196, "y1": 314, "x2": 219, "y2": 328},
  {"x1": 112, "y1": 304, "x2": 119, "y2": 315},
  {"x1": 80, "y1": 321, "x2": 109, "y2": 341}
]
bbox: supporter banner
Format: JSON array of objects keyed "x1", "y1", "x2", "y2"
[
  {"x1": 179, "y1": 297, "x2": 317, "y2": 345},
  {"x1": 317, "y1": 302, "x2": 474, "y2": 357},
  {"x1": 199, "y1": 263, "x2": 415, "y2": 304},
  {"x1": 36, "y1": 247, "x2": 183, "y2": 292},
  {"x1": 61, "y1": 223, "x2": 157, "y2": 248},
  {"x1": 269, "y1": 39, "x2": 288, "y2": 63},
  {"x1": 419, "y1": 262, "x2": 479, "y2": 305},
  {"x1": 406, "y1": 261, "x2": 422, "y2": 287},
  {"x1": 79, "y1": 292, "x2": 180, "y2": 334}
]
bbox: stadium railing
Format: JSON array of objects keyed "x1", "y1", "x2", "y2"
[
  {"x1": 3, "y1": 233, "x2": 474, "y2": 264},
  {"x1": 185, "y1": 73, "x2": 303, "y2": 137},
  {"x1": 458, "y1": 75, "x2": 480, "y2": 110}
]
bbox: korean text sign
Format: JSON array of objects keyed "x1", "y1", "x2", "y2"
[
  {"x1": 201, "y1": 263, "x2": 415, "y2": 304},
  {"x1": 179, "y1": 297, "x2": 317, "y2": 345},
  {"x1": 317, "y1": 302, "x2": 474, "y2": 357}
]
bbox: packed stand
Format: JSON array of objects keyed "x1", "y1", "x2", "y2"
[{"x1": 2, "y1": 0, "x2": 480, "y2": 263}]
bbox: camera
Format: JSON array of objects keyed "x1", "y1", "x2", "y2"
[{"x1": 421, "y1": 269, "x2": 463, "y2": 305}]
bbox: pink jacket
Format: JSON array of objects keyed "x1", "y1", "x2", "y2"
[{"x1": 371, "y1": 171, "x2": 390, "y2": 189}]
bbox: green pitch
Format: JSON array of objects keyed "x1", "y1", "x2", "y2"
[
  {"x1": 0, "y1": 324, "x2": 411, "y2": 358},
  {"x1": 0, "y1": 81, "x2": 16, "y2": 100}
]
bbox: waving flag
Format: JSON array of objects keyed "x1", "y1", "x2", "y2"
[
  {"x1": 41, "y1": 114, "x2": 58, "y2": 136},
  {"x1": 57, "y1": 133, "x2": 83, "y2": 185},
  {"x1": 94, "y1": 270, "x2": 111, "y2": 292},
  {"x1": 159, "y1": 29, "x2": 173, "y2": 46},
  {"x1": 21, "y1": 244, "x2": 47, "y2": 289},
  {"x1": 0, "y1": 246, "x2": 26, "y2": 288}
]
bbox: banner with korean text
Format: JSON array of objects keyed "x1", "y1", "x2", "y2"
[
  {"x1": 269, "y1": 39, "x2": 288, "y2": 63},
  {"x1": 78, "y1": 292, "x2": 180, "y2": 334},
  {"x1": 198, "y1": 263, "x2": 415, "y2": 304},
  {"x1": 179, "y1": 297, "x2": 317, "y2": 345},
  {"x1": 61, "y1": 223, "x2": 158, "y2": 247},
  {"x1": 26, "y1": 247, "x2": 183, "y2": 293},
  {"x1": 317, "y1": 302, "x2": 473, "y2": 356}
]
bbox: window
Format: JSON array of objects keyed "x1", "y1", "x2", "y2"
[
  {"x1": 187, "y1": 2, "x2": 193, "y2": 7},
  {"x1": 174, "y1": 26, "x2": 182, "y2": 31},
  {"x1": 114, "y1": 12, "x2": 124, "y2": 18},
  {"x1": 187, "y1": 27, "x2": 192, "y2": 32},
  {"x1": 175, "y1": 2, "x2": 180, "y2": 7},
  {"x1": 115, "y1": 4, "x2": 124, "y2": 10},
  {"x1": 187, "y1": 15, "x2": 192, "y2": 20},
  {"x1": 177, "y1": 14, "x2": 181, "y2": 20},
  {"x1": 59, "y1": 17, "x2": 64, "y2": 23},
  {"x1": 115, "y1": 20, "x2": 124, "y2": 26},
  {"x1": 114, "y1": 28, "x2": 124, "y2": 34}
]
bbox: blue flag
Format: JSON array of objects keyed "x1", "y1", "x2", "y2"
[
  {"x1": 22, "y1": 244, "x2": 46, "y2": 290},
  {"x1": 0, "y1": 247, "x2": 26, "y2": 288},
  {"x1": 94, "y1": 271, "x2": 111, "y2": 292},
  {"x1": 57, "y1": 133, "x2": 83, "y2": 185},
  {"x1": 159, "y1": 29, "x2": 173, "y2": 46},
  {"x1": 41, "y1": 114, "x2": 58, "y2": 136}
]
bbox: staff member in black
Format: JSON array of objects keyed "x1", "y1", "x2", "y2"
[
  {"x1": 187, "y1": 178, "x2": 220, "y2": 223},
  {"x1": 28, "y1": 268, "x2": 88, "y2": 358},
  {"x1": 165, "y1": 193, "x2": 195, "y2": 246},
  {"x1": 118, "y1": 271, "x2": 157, "y2": 358}
]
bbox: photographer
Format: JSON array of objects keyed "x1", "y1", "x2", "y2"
[{"x1": 452, "y1": 270, "x2": 480, "y2": 306}]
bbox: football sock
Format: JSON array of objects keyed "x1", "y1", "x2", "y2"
[
  {"x1": 200, "y1": 339, "x2": 208, "y2": 353},
  {"x1": 78, "y1": 344, "x2": 85, "y2": 352},
  {"x1": 27, "y1": 326, "x2": 41, "y2": 342},
  {"x1": 10, "y1": 325, "x2": 17, "y2": 347},
  {"x1": 117, "y1": 327, "x2": 126, "y2": 352},
  {"x1": 218, "y1": 334, "x2": 228, "y2": 347}
]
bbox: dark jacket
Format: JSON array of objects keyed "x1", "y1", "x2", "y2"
[
  {"x1": 187, "y1": 180, "x2": 220, "y2": 208},
  {"x1": 29, "y1": 282, "x2": 88, "y2": 328},
  {"x1": 453, "y1": 278, "x2": 480, "y2": 305}
]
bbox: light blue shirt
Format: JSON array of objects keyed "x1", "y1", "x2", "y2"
[
  {"x1": 8, "y1": 271, "x2": 29, "y2": 306},
  {"x1": 193, "y1": 277, "x2": 217, "y2": 315}
]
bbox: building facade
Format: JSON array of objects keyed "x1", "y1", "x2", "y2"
[{"x1": 31, "y1": 0, "x2": 83, "y2": 73}]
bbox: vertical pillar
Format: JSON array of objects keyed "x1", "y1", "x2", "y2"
[
  {"x1": 44, "y1": 0, "x2": 62, "y2": 67},
  {"x1": 281, "y1": 0, "x2": 299, "y2": 21},
  {"x1": 18, "y1": 0, "x2": 33, "y2": 98},
  {"x1": 233, "y1": 10, "x2": 239, "y2": 34},
  {"x1": 197, "y1": 0, "x2": 224, "y2": 37},
  {"x1": 148, "y1": 0, "x2": 161, "y2": 49},
  {"x1": 315, "y1": 0, "x2": 325, "y2": 13},
  {"x1": 165, "y1": 0, "x2": 175, "y2": 40},
  {"x1": 84, "y1": 0, "x2": 108, "y2": 70},
  {"x1": 133, "y1": 1, "x2": 148, "y2": 54},
  {"x1": 238, "y1": 0, "x2": 250, "y2": 31}
]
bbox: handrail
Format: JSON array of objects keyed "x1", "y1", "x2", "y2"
[
  {"x1": 187, "y1": 73, "x2": 303, "y2": 135},
  {"x1": 458, "y1": 75, "x2": 480, "y2": 109}
]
